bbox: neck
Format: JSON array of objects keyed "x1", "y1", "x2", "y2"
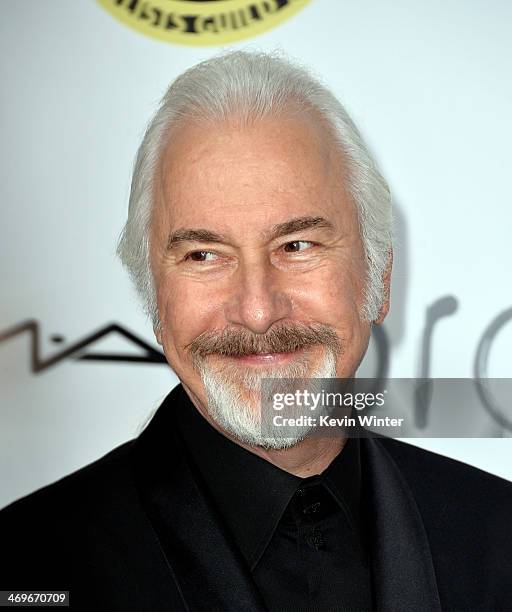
[
  {"x1": 182, "y1": 382, "x2": 346, "y2": 478},
  {"x1": 245, "y1": 435, "x2": 346, "y2": 478}
]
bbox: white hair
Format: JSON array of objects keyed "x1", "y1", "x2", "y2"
[
  {"x1": 116, "y1": 50, "x2": 392, "y2": 326},
  {"x1": 199, "y1": 347, "x2": 338, "y2": 449}
]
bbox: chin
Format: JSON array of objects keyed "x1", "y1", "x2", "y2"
[{"x1": 197, "y1": 347, "x2": 337, "y2": 448}]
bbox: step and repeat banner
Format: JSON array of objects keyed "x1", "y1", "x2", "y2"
[{"x1": 1, "y1": 0, "x2": 511, "y2": 508}]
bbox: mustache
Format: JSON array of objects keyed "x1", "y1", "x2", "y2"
[{"x1": 187, "y1": 322, "x2": 343, "y2": 362}]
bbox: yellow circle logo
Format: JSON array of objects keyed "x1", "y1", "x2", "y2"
[{"x1": 97, "y1": 0, "x2": 311, "y2": 46}]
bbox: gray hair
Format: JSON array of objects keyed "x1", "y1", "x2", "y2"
[{"x1": 116, "y1": 50, "x2": 392, "y2": 327}]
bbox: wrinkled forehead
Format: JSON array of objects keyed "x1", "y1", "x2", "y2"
[{"x1": 151, "y1": 113, "x2": 355, "y2": 241}]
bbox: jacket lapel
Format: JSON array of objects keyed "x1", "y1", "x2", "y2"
[
  {"x1": 132, "y1": 385, "x2": 442, "y2": 611},
  {"x1": 131, "y1": 387, "x2": 267, "y2": 612},
  {"x1": 361, "y1": 437, "x2": 442, "y2": 612}
]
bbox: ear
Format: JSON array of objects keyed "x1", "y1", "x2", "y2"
[{"x1": 374, "y1": 250, "x2": 393, "y2": 325}]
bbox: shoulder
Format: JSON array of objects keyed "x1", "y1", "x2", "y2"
[
  {"x1": 0, "y1": 440, "x2": 140, "y2": 589},
  {"x1": 0, "y1": 440, "x2": 135, "y2": 522},
  {"x1": 0, "y1": 386, "x2": 185, "y2": 532},
  {"x1": 371, "y1": 438, "x2": 512, "y2": 603},
  {"x1": 376, "y1": 436, "x2": 512, "y2": 502},
  {"x1": 0, "y1": 439, "x2": 141, "y2": 579},
  {"x1": 374, "y1": 437, "x2": 512, "y2": 552}
]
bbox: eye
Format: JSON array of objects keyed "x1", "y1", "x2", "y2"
[
  {"x1": 184, "y1": 250, "x2": 218, "y2": 262},
  {"x1": 283, "y1": 240, "x2": 315, "y2": 253}
]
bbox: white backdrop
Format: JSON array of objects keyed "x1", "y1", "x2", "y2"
[{"x1": 1, "y1": 0, "x2": 511, "y2": 510}]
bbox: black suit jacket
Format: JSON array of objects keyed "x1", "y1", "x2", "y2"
[{"x1": 1, "y1": 384, "x2": 511, "y2": 611}]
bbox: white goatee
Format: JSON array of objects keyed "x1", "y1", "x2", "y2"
[{"x1": 198, "y1": 349, "x2": 337, "y2": 449}]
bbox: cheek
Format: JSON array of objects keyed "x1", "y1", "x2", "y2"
[
  {"x1": 323, "y1": 267, "x2": 369, "y2": 345},
  {"x1": 290, "y1": 264, "x2": 369, "y2": 369},
  {"x1": 157, "y1": 277, "x2": 221, "y2": 349},
  {"x1": 292, "y1": 263, "x2": 364, "y2": 322}
]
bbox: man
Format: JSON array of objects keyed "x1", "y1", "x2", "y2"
[{"x1": 1, "y1": 51, "x2": 511, "y2": 611}]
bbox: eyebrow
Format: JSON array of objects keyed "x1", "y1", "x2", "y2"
[
  {"x1": 268, "y1": 216, "x2": 334, "y2": 240},
  {"x1": 166, "y1": 216, "x2": 334, "y2": 250},
  {"x1": 167, "y1": 228, "x2": 229, "y2": 249}
]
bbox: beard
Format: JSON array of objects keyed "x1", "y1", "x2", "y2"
[{"x1": 189, "y1": 322, "x2": 341, "y2": 449}]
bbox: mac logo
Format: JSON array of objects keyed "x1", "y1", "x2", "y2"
[{"x1": 0, "y1": 320, "x2": 166, "y2": 372}]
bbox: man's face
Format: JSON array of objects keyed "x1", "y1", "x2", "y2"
[{"x1": 150, "y1": 113, "x2": 388, "y2": 444}]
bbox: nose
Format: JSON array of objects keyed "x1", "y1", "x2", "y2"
[{"x1": 223, "y1": 257, "x2": 293, "y2": 334}]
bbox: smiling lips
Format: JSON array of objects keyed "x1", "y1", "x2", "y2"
[{"x1": 228, "y1": 347, "x2": 306, "y2": 364}]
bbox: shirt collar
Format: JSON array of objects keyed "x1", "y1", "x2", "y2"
[{"x1": 173, "y1": 384, "x2": 362, "y2": 569}]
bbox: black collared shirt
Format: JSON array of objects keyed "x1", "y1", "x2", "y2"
[{"x1": 174, "y1": 386, "x2": 372, "y2": 611}]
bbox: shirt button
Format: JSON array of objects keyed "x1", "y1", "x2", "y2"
[{"x1": 306, "y1": 527, "x2": 325, "y2": 550}]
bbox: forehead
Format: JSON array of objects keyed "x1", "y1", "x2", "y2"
[{"x1": 153, "y1": 114, "x2": 353, "y2": 237}]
